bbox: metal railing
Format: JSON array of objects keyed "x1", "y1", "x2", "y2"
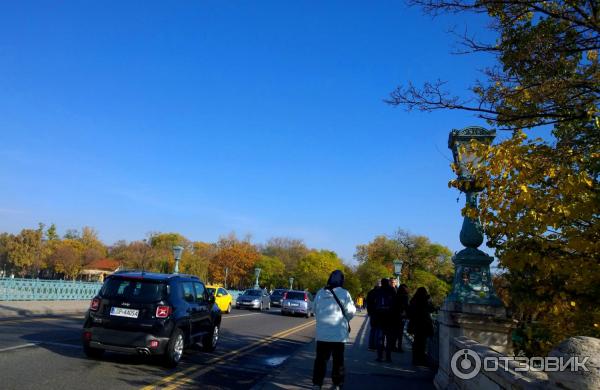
[{"x1": 0, "y1": 278, "x2": 102, "y2": 301}]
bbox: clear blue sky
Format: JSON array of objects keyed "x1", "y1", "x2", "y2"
[{"x1": 0, "y1": 1, "x2": 497, "y2": 263}]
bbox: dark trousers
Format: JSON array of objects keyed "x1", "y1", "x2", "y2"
[
  {"x1": 375, "y1": 327, "x2": 393, "y2": 360},
  {"x1": 368, "y1": 318, "x2": 377, "y2": 349},
  {"x1": 412, "y1": 332, "x2": 427, "y2": 365},
  {"x1": 313, "y1": 341, "x2": 345, "y2": 386}
]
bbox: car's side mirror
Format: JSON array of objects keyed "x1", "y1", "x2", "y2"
[{"x1": 216, "y1": 293, "x2": 223, "y2": 297}]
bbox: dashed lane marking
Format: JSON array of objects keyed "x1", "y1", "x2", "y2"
[{"x1": 142, "y1": 319, "x2": 316, "y2": 390}]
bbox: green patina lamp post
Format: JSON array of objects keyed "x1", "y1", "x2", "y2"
[
  {"x1": 447, "y1": 126, "x2": 502, "y2": 306},
  {"x1": 289, "y1": 277, "x2": 294, "y2": 290},
  {"x1": 254, "y1": 268, "x2": 262, "y2": 289},
  {"x1": 393, "y1": 259, "x2": 403, "y2": 286},
  {"x1": 172, "y1": 245, "x2": 184, "y2": 274}
]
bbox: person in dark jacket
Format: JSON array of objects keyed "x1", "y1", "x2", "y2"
[
  {"x1": 368, "y1": 278, "x2": 397, "y2": 362},
  {"x1": 365, "y1": 280, "x2": 380, "y2": 350},
  {"x1": 407, "y1": 286, "x2": 435, "y2": 366},
  {"x1": 393, "y1": 284, "x2": 410, "y2": 352}
]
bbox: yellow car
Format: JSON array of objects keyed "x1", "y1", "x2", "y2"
[{"x1": 206, "y1": 285, "x2": 233, "y2": 314}]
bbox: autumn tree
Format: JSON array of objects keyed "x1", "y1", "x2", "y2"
[
  {"x1": 149, "y1": 232, "x2": 189, "y2": 273},
  {"x1": 389, "y1": 0, "x2": 600, "y2": 354},
  {"x1": 260, "y1": 237, "x2": 309, "y2": 271},
  {"x1": 48, "y1": 239, "x2": 85, "y2": 280},
  {"x1": 180, "y1": 241, "x2": 214, "y2": 281},
  {"x1": 295, "y1": 250, "x2": 344, "y2": 292},
  {"x1": 7, "y1": 228, "x2": 45, "y2": 277},
  {"x1": 110, "y1": 240, "x2": 156, "y2": 271},
  {"x1": 254, "y1": 255, "x2": 286, "y2": 289},
  {"x1": 209, "y1": 234, "x2": 260, "y2": 289}
]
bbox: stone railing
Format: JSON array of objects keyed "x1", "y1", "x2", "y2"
[{"x1": 448, "y1": 336, "x2": 600, "y2": 390}]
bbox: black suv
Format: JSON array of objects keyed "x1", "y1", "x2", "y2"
[{"x1": 82, "y1": 272, "x2": 221, "y2": 367}]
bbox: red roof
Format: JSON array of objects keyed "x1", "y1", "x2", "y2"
[{"x1": 85, "y1": 258, "x2": 120, "y2": 271}]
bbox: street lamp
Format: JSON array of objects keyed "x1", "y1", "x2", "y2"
[
  {"x1": 254, "y1": 268, "x2": 262, "y2": 289},
  {"x1": 447, "y1": 126, "x2": 501, "y2": 305},
  {"x1": 393, "y1": 259, "x2": 403, "y2": 286},
  {"x1": 172, "y1": 245, "x2": 184, "y2": 274},
  {"x1": 224, "y1": 267, "x2": 229, "y2": 289},
  {"x1": 289, "y1": 277, "x2": 294, "y2": 290}
]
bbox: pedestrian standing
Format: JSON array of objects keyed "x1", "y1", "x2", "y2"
[
  {"x1": 407, "y1": 287, "x2": 435, "y2": 366},
  {"x1": 312, "y1": 270, "x2": 356, "y2": 390},
  {"x1": 368, "y1": 278, "x2": 397, "y2": 363},
  {"x1": 395, "y1": 284, "x2": 410, "y2": 352}
]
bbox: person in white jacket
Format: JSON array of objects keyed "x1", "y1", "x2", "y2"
[{"x1": 312, "y1": 270, "x2": 356, "y2": 389}]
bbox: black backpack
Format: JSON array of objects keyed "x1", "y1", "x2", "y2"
[{"x1": 374, "y1": 290, "x2": 394, "y2": 314}]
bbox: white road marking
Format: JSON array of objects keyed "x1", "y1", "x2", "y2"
[
  {"x1": 0, "y1": 340, "x2": 80, "y2": 353},
  {"x1": 0, "y1": 343, "x2": 37, "y2": 352},
  {"x1": 223, "y1": 313, "x2": 261, "y2": 319}
]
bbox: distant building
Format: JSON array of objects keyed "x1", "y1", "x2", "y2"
[{"x1": 80, "y1": 258, "x2": 120, "y2": 282}]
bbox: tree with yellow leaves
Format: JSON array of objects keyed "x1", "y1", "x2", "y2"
[{"x1": 389, "y1": 0, "x2": 599, "y2": 355}]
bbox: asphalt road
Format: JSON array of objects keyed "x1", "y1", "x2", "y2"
[{"x1": 0, "y1": 307, "x2": 316, "y2": 390}]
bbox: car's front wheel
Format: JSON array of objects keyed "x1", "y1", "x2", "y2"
[
  {"x1": 202, "y1": 324, "x2": 219, "y2": 352},
  {"x1": 226, "y1": 303, "x2": 232, "y2": 314},
  {"x1": 163, "y1": 328, "x2": 184, "y2": 368}
]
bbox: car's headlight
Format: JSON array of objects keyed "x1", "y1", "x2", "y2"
[{"x1": 252, "y1": 299, "x2": 260, "y2": 303}]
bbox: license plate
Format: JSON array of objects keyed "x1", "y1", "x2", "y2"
[
  {"x1": 290, "y1": 303, "x2": 299, "y2": 307},
  {"x1": 110, "y1": 307, "x2": 139, "y2": 318}
]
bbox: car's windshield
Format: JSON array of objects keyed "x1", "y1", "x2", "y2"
[
  {"x1": 244, "y1": 290, "x2": 262, "y2": 296},
  {"x1": 101, "y1": 278, "x2": 167, "y2": 302},
  {"x1": 271, "y1": 290, "x2": 285, "y2": 296},
  {"x1": 285, "y1": 292, "x2": 306, "y2": 300}
]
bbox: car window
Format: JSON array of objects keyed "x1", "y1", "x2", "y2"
[
  {"x1": 181, "y1": 282, "x2": 195, "y2": 303},
  {"x1": 218, "y1": 288, "x2": 227, "y2": 296},
  {"x1": 286, "y1": 292, "x2": 305, "y2": 300},
  {"x1": 206, "y1": 287, "x2": 216, "y2": 296},
  {"x1": 244, "y1": 290, "x2": 261, "y2": 296},
  {"x1": 101, "y1": 278, "x2": 166, "y2": 302},
  {"x1": 194, "y1": 282, "x2": 205, "y2": 302}
]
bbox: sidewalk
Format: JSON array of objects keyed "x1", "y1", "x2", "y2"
[
  {"x1": 0, "y1": 300, "x2": 90, "y2": 321},
  {"x1": 253, "y1": 312, "x2": 435, "y2": 390}
]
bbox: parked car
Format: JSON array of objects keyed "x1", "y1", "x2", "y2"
[
  {"x1": 235, "y1": 288, "x2": 270, "y2": 310},
  {"x1": 206, "y1": 285, "x2": 233, "y2": 314},
  {"x1": 281, "y1": 290, "x2": 314, "y2": 317},
  {"x1": 82, "y1": 271, "x2": 221, "y2": 367},
  {"x1": 269, "y1": 288, "x2": 288, "y2": 307}
]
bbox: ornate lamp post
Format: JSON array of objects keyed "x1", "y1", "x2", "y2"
[
  {"x1": 393, "y1": 259, "x2": 403, "y2": 286},
  {"x1": 224, "y1": 267, "x2": 229, "y2": 289},
  {"x1": 254, "y1": 268, "x2": 262, "y2": 289},
  {"x1": 289, "y1": 277, "x2": 294, "y2": 290},
  {"x1": 172, "y1": 245, "x2": 184, "y2": 274},
  {"x1": 447, "y1": 126, "x2": 501, "y2": 306}
]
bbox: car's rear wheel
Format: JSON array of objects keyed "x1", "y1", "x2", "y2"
[
  {"x1": 83, "y1": 344, "x2": 104, "y2": 359},
  {"x1": 163, "y1": 328, "x2": 184, "y2": 368},
  {"x1": 202, "y1": 324, "x2": 219, "y2": 352},
  {"x1": 226, "y1": 303, "x2": 232, "y2": 313},
  {"x1": 259, "y1": 302, "x2": 263, "y2": 311}
]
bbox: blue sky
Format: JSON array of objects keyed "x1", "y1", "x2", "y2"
[{"x1": 0, "y1": 1, "x2": 498, "y2": 263}]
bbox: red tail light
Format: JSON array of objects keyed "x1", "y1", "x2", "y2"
[
  {"x1": 283, "y1": 292, "x2": 287, "y2": 299},
  {"x1": 156, "y1": 305, "x2": 172, "y2": 318},
  {"x1": 83, "y1": 331, "x2": 92, "y2": 341},
  {"x1": 304, "y1": 293, "x2": 308, "y2": 302},
  {"x1": 90, "y1": 298, "x2": 100, "y2": 311},
  {"x1": 149, "y1": 340, "x2": 160, "y2": 349}
]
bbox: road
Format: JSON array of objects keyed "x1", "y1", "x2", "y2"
[{"x1": 0, "y1": 308, "x2": 316, "y2": 389}]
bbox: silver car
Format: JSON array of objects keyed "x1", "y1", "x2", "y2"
[
  {"x1": 236, "y1": 289, "x2": 271, "y2": 310},
  {"x1": 281, "y1": 290, "x2": 314, "y2": 317}
]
